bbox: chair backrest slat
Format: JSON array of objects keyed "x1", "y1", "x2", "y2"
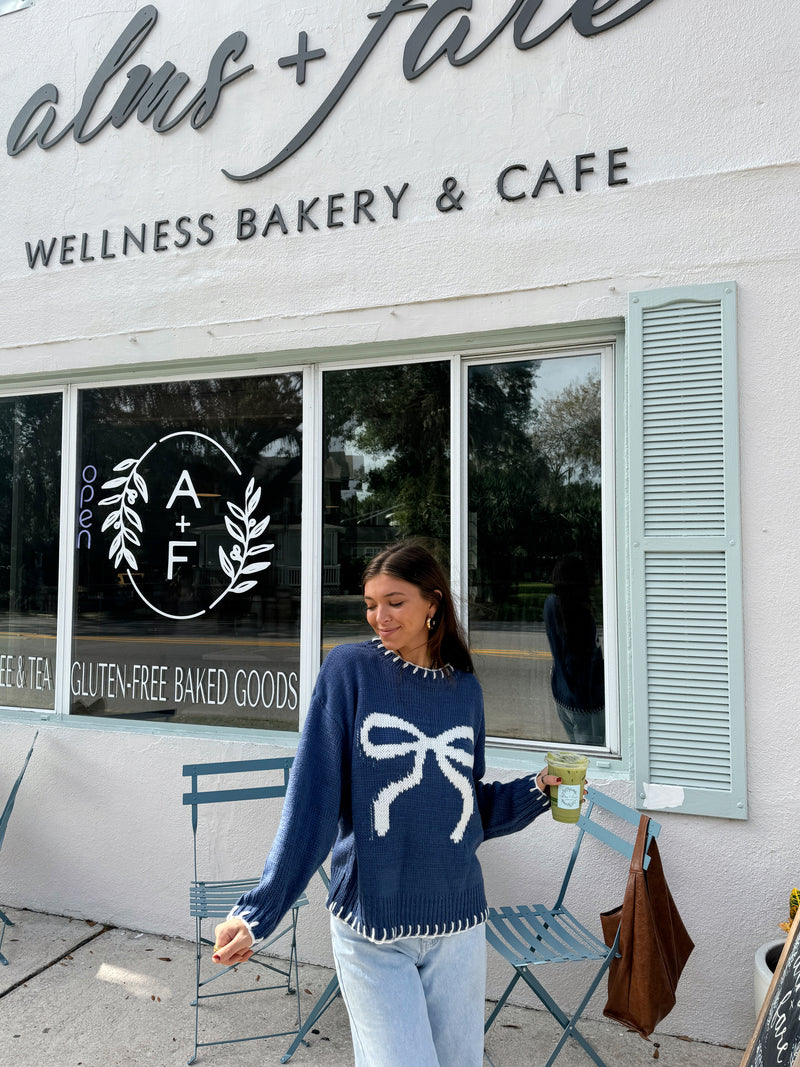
[
  {"x1": 553, "y1": 785, "x2": 660, "y2": 911},
  {"x1": 182, "y1": 757, "x2": 293, "y2": 778},
  {"x1": 182, "y1": 757, "x2": 295, "y2": 883},
  {"x1": 580, "y1": 820, "x2": 639, "y2": 864},
  {"x1": 580, "y1": 786, "x2": 661, "y2": 838},
  {"x1": 182, "y1": 758, "x2": 293, "y2": 809},
  {"x1": 183, "y1": 785, "x2": 289, "y2": 806}
]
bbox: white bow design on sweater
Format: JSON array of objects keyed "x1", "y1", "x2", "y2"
[{"x1": 360, "y1": 712, "x2": 475, "y2": 843}]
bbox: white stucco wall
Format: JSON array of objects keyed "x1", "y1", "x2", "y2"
[{"x1": 1, "y1": 0, "x2": 799, "y2": 1050}]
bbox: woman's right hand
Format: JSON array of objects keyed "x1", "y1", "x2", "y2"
[{"x1": 212, "y1": 918, "x2": 254, "y2": 966}]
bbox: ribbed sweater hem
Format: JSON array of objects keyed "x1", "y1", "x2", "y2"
[{"x1": 326, "y1": 902, "x2": 489, "y2": 944}]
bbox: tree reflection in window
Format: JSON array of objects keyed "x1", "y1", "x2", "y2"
[
  {"x1": 468, "y1": 356, "x2": 604, "y2": 745},
  {"x1": 321, "y1": 362, "x2": 450, "y2": 644},
  {"x1": 0, "y1": 393, "x2": 62, "y2": 710}
]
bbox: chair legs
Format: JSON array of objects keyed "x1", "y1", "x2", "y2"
[
  {"x1": 0, "y1": 907, "x2": 14, "y2": 966},
  {"x1": 280, "y1": 973, "x2": 341, "y2": 1063},
  {"x1": 484, "y1": 970, "x2": 522, "y2": 1033},
  {"x1": 485, "y1": 955, "x2": 617, "y2": 1067},
  {"x1": 189, "y1": 906, "x2": 304, "y2": 1066}
]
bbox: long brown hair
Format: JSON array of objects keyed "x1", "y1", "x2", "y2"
[{"x1": 361, "y1": 542, "x2": 474, "y2": 673}]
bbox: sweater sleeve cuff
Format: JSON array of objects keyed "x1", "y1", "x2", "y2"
[{"x1": 523, "y1": 774, "x2": 552, "y2": 816}]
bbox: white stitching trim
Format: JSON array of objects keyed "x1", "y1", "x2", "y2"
[
  {"x1": 371, "y1": 637, "x2": 453, "y2": 678},
  {"x1": 327, "y1": 902, "x2": 486, "y2": 944}
]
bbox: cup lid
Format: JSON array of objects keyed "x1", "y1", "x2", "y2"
[{"x1": 546, "y1": 751, "x2": 590, "y2": 767}]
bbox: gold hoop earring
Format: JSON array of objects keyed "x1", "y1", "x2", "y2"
[{"x1": 426, "y1": 617, "x2": 434, "y2": 631}]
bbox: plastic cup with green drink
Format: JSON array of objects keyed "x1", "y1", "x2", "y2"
[{"x1": 546, "y1": 751, "x2": 589, "y2": 823}]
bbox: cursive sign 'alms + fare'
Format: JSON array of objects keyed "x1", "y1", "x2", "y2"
[{"x1": 7, "y1": 0, "x2": 660, "y2": 182}]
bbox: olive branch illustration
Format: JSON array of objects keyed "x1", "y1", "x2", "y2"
[
  {"x1": 98, "y1": 456, "x2": 147, "y2": 570},
  {"x1": 212, "y1": 477, "x2": 273, "y2": 607}
]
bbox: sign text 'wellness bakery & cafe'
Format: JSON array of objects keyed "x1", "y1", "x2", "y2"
[{"x1": 8, "y1": 1, "x2": 658, "y2": 268}]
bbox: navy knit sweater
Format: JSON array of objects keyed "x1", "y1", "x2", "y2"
[{"x1": 231, "y1": 639, "x2": 550, "y2": 946}]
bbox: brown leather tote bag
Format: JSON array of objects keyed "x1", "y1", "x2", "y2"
[{"x1": 600, "y1": 814, "x2": 694, "y2": 1038}]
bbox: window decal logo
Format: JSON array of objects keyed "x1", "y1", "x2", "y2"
[{"x1": 98, "y1": 430, "x2": 273, "y2": 620}]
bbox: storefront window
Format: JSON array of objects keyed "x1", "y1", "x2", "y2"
[
  {"x1": 72, "y1": 374, "x2": 303, "y2": 729},
  {"x1": 0, "y1": 351, "x2": 610, "y2": 749},
  {"x1": 0, "y1": 393, "x2": 62, "y2": 710},
  {"x1": 468, "y1": 355, "x2": 606, "y2": 747},
  {"x1": 321, "y1": 362, "x2": 451, "y2": 651}
]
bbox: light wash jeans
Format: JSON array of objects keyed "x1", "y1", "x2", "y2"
[{"x1": 330, "y1": 914, "x2": 486, "y2": 1067}]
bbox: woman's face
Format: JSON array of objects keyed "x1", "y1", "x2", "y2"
[{"x1": 363, "y1": 573, "x2": 438, "y2": 666}]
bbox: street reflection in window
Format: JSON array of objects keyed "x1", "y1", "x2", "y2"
[
  {"x1": 0, "y1": 393, "x2": 62, "y2": 710},
  {"x1": 468, "y1": 356, "x2": 605, "y2": 747}
]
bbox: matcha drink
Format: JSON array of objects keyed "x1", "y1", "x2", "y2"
[{"x1": 546, "y1": 751, "x2": 589, "y2": 823}]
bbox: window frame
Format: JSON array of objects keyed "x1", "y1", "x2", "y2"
[
  {"x1": 0, "y1": 322, "x2": 626, "y2": 769},
  {"x1": 310, "y1": 353, "x2": 454, "y2": 728},
  {"x1": 43, "y1": 365, "x2": 312, "y2": 728},
  {"x1": 458, "y1": 340, "x2": 620, "y2": 755}
]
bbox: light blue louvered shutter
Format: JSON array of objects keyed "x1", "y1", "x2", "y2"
[{"x1": 627, "y1": 283, "x2": 746, "y2": 819}]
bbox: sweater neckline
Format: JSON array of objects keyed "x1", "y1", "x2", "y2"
[{"x1": 370, "y1": 637, "x2": 453, "y2": 680}]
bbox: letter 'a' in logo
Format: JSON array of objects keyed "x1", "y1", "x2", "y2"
[{"x1": 97, "y1": 430, "x2": 273, "y2": 620}]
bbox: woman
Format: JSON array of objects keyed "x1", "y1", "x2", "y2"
[
  {"x1": 543, "y1": 555, "x2": 605, "y2": 747},
  {"x1": 213, "y1": 541, "x2": 562, "y2": 1067}
]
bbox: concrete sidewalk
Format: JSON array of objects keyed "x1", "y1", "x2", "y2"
[{"x1": 0, "y1": 909, "x2": 743, "y2": 1067}]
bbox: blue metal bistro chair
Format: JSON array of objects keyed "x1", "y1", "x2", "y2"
[
  {"x1": 279, "y1": 863, "x2": 342, "y2": 1063},
  {"x1": 0, "y1": 730, "x2": 38, "y2": 966},
  {"x1": 182, "y1": 757, "x2": 312, "y2": 1065},
  {"x1": 484, "y1": 787, "x2": 660, "y2": 1067}
]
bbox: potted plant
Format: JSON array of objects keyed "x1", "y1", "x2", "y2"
[{"x1": 754, "y1": 887, "x2": 799, "y2": 1014}]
